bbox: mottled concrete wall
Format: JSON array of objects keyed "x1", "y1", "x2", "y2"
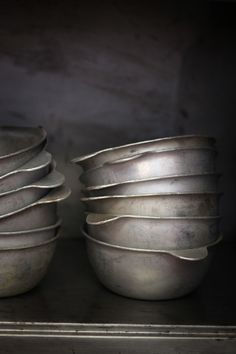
[{"x1": 0, "y1": 1, "x2": 235, "y2": 238}]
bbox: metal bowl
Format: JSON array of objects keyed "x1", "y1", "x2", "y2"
[
  {"x1": 0, "y1": 126, "x2": 47, "y2": 176},
  {"x1": 0, "y1": 232, "x2": 60, "y2": 298},
  {"x1": 0, "y1": 220, "x2": 61, "y2": 248},
  {"x1": 80, "y1": 148, "x2": 217, "y2": 187},
  {"x1": 0, "y1": 186, "x2": 71, "y2": 232},
  {"x1": 86, "y1": 213, "x2": 220, "y2": 250},
  {"x1": 0, "y1": 169, "x2": 65, "y2": 216},
  {"x1": 81, "y1": 192, "x2": 220, "y2": 217},
  {"x1": 84, "y1": 173, "x2": 220, "y2": 197},
  {"x1": 84, "y1": 230, "x2": 222, "y2": 300},
  {"x1": 72, "y1": 135, "x2": 215, "y2": 171},
  {"x1": 0, "y1": 150, "x2": 52, "y2": 193}
]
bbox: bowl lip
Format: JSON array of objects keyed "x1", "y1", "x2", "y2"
[
  {"x1": 81, "y1": 191, "x2": 222, "y2": 202},
  {"x1": 0, "y1": 219, "x2": 62, "y2": 236},
  {"x1": 104, "y1": 147, "x2": 217, "y2": 166},
  {"x1": 0, "y1": 185, "x2": 71, "y2": 220},
  {"x1": 83, "y1": 228, "x2": 222, "y2": 260},
  {"x1": 79, "y1": 146, "x2": 217, "y2": 175},
  {"x1": 0, "y1": 229, "x2": 61, "y2": 251},
  {"x1": 0, "y1": 150, "x2": 52, "y2": 180},
  {"x1": 0, "y1": 169, "x2": 65, "y2": 197},
  {"x1": 83, "y1": 172, "x2": 221, "y2": 192},
  {"x1": 72, "y1": 134, "x2": 216, "y2": 164},
  {"x1": 0, "y1": 126, "x2": 47, "y2": 160},
  {"x1": 86, "y1": 213, "x2": 221, "y2": 225}
]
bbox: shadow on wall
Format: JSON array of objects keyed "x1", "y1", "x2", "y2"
[{"x1": 176, "y1": 3, "x2": 236, "y2": 239}]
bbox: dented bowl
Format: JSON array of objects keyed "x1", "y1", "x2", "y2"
[
  {"x1": 73, "y1": 135, "x2": 215, "y2": 171},
  {"x1": 80, "y1": 148, "x2": 217, "y2": 187}
]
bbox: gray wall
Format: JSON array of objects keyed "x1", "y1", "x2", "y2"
[{"x1": 0, "y1": 1, "x2": 235, "y2": 238}]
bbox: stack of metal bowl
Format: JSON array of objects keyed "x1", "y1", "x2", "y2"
[
  {"x1": 0, "y1": 126, "x2": 70, "y2": 297},
  {"x1": 72, "y1": 135, "x2": 222, "y2": 300}
]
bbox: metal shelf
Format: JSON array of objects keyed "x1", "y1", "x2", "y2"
[{"x1": 0, "y1": 238, "x2": 235, "y2": 353}]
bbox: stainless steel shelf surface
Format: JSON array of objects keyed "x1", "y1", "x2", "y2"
[{"x1": 0, "y1": 238, "x2": 235, "y2": 353}]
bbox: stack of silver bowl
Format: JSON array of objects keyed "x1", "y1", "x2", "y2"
[
  {"x1": 0, "y1": 126, "x2": 70, "y2": 297},
  {"x1": 72, "y1": 135, "x2": 222, "y2": 300}
]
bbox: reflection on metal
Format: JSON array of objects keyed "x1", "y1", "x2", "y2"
[
  {"x1": 0, "y1": 322, "x2": 235, "y2": 339},
  {"x1": 80, "y1": 148, "x2": 217, "y2": 187},
  {"x1": 82, "y1": 192, "x2": 220, "y2": 217},
  {"x1": 84, "y1": 230, "x2": 222, "y2": 300},
  {"x1": 72, "y1": 135, "x2": 216, "y2": 171},
  {"x1": 84, "y1": 173, "x2": 220, "y2": 196},
  {"x1": 86, "y1": 213, "x2": 220, "y2": 250}
]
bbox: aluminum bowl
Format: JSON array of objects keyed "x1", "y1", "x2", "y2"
[
  {"x1": 0, "y1": 232, "x2": 60, "y2": 298},
  {"x1": 0, "y1": 126, "x2": 47, "y2": 176},
  {"x1": 84, "y1": 173, "x2": 220, "y2": 197},
  {"x1": 0, "y1": 169, "x2": 65, "y2": 216},
  {"x1": 0, "y1": 186, "x2": 71, "y2": 232},
  {"x1": 72, "y1": 135, "x2": 215, "y2": 171},
  {"x1": 86, "y1": 213, "x2": 220, "y2": 250},
  {"x1": 0, "y1": 220, "x2": 61, "y2": 248},
  {"x1": 81, "y1": 192, "x2": 220, "y2": 217},
  {"x1": 84, "y1": 230, "x2": 222, "y2": 300},
  {"x1": 0, "y1": 150, "x2": 52, "y2": 193},
  {"x1": 80, "y1": 148, "x2": 216, "y2": 187}
]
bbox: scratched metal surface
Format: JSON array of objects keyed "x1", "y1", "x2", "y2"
[{"x1": 0, "y1": 2, "x2": 235, "y2": 238}]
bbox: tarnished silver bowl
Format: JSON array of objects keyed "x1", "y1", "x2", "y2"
[
  {"x1": 0, "y1": 220, "x2": 61, "y2": 248},
  {"x1": 84, "y1": 229, "x2": 222, "y2": 300},
  {"x1": 0, "y1": 232, "x2": 59, "y2": 298},
  {"x1": 73, "y1": 135, "x2": 215, "y2": 171},
  {"x1": 0, "y1": 150, "x2": 52, "y2": 193},
  {"x1": 0, "y1": 169, "x2": 65, "y2": 216},
  {"x1": 86, "y1": 213, "x2": 220, "y2": 250},
  {"x1": 0, "y1": 126, "x2": 47, "y2": 176},
  {"x1": 80, "y1": 149, "x2": 217, "y2": 187},
  {"x1": 84, "y1": 173, "x2": 220, "y2": 197},
  {"x1": 0, "y1": 186, "x2": 71, "y2": 232},
  {"x1": 81, "y1": 192, "x2": 220, "y2": 217}
]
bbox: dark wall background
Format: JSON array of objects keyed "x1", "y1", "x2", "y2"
[{"x1": 0, "y1": 1, "x2": 235, "y2": 239}]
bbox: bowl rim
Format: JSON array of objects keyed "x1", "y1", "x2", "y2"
[
  {"x1": 72, "y1": 134, "x2": 216, "y2": 164},
  {"x1": 83, "y1": 228, "x2": 222, "y2": 261},
  {"x1": 79, "y1": 146, "x2": 217, "y2": 175},
  {"x1": 0, "y1": 185, "x2": 71, "y2": 220},
  {"x1": 0, "y1": 219, "x2": 62, "y2": 236},
  {"x1": 83, "y1": 172, "x2": 221, "y2": 191},
  {"x1": 86, "y1": 213, "x2": 221, "y2": 225},
  {"x1": 0, "y1": 229, "x2": 61, "y2": 251},
  {"x1": 81, "y1": 191, "x2": 222, "y2": 202},
  {"x1": 0, "y1": 150, "x2": 52, "y2": 180},
  {"x1": 0, "y1": 126, "x2": 47, "y2": 160},
  {"x1": 0, "y1": 169, "x2": 65, "y2": 197}
]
